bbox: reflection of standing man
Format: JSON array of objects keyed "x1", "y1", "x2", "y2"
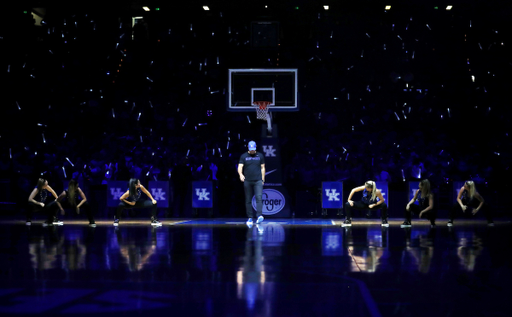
[
  {"x1": 238, "y1": 141, "x2": 266, "y2": 227},
  {"x1": 240, "y1": 225, "x2": 264, "y2": 309}
]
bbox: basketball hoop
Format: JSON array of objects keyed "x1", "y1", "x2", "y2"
[{"x1": 253, "y1": 101, "x2": 272, "y2": 120}]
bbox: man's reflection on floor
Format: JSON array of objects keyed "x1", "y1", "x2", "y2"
[
  {"x1": 237, "y1": 224, "x2": 264, "y2": 311},
  {"x1": 402, "y1": 227, "x2": 435, "y2": 273},
  {"x1": 237, "y1": 222, "x2": 285, "y2": 312},
  {"x1": 343, "y1": 226, "x2": 389, "y2": 273}
]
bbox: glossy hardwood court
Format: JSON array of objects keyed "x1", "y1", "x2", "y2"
[{"x1": 0, "y1": 218, "x2": 510, "y2": 316}]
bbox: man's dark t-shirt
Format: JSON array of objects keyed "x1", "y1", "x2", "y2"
[{"x1": 239, "y1": 152, "x2": 265, "y2": 181}]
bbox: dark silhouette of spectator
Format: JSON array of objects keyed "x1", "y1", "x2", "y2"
[{"x1": 171, "y1": 158, "x2": 193, "y2": 217}]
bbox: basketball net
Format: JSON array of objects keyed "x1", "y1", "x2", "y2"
[
  {"x1": 253, "y1": 101, "x2": 272, "y2": 120},
  {"x1": 253, "y1": 101, "x2": 273, "y2": 134}
]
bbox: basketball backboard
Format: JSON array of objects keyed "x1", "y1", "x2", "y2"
[{"x1": 228, "y1": 69, "x2": 298, "y2": 112}]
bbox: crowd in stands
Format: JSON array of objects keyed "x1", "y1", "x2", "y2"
[{"x1": 1, "y1": 2, "x2": 511, "y2": 213}]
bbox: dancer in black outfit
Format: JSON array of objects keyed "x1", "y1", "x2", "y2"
[
  {"x1": 53, "y1": 179, "x2": 96, "y2": 227},
  {"x1": 401, "y1": 179, "x2": 436, "y2": 228},
  {"x1": 238, "y1": 141, "x2": 266, "y2": 227},
  {"x1": 27, "y1": 178, "x2": 60, "y2": 226},
  {"x1": 449, "y1": 181, "x2": 493, "y2": 226},
  {"x1": 343, "y1": 181, "x2": 389, "y2": 227},
  {"x1": 114, "y1": 178, "x2": 161, "y2": 226}
]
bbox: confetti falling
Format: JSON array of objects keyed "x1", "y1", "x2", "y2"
[
  {"x1": 0, "y1": 6, "x2": 508, "y2": 198},
  {"x1": 65, "y1": 157, "x2": 74, "y2": 167}
]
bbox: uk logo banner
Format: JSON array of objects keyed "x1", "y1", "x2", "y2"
[
  {"x1": 259, "y1": 138, "x2": 283, "y2": 185},
  {"x1": 262, "y1": 145, "x2": 277, "y2": 157},
  {"x1": 322, "y1": 182, "x2": 343, "y2": 209},
  {"x1": 192, "y1": 181, "x2": 213, "y2": 208},
  {"x1": 148, "y1": 181, "x2": 169, "y2": 208},
  {"x1": 375, "y1": 182, "x2": 389, "y2": 206},
  {"x1": 107, "y1": 181, "x2": 128, "y2": 207},
  {"x1": 408, "y1": 181, "x2": 420, "y2": 205}
]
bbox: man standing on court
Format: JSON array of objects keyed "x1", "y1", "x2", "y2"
[{"x1": 238, "y1": 141, "x2": 266, "y2": 226}]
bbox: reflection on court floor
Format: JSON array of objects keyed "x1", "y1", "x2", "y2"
[
  {"x1": 177, "y1": 218, "x2": 334, "y2": 226},
  {"x1": 0, "y1": 219, "x2": 510, "y2": 316}
]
